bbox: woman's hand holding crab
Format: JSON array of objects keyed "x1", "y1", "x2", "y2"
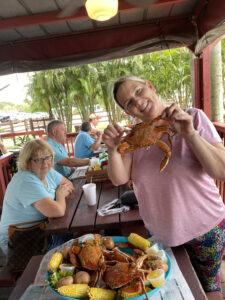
[
  {"x1": 161, "y1": 103, "x2": 196, "y2": 139},
  {"x1": 103, "y1": 124, "x2": 124, "y2": 151}
]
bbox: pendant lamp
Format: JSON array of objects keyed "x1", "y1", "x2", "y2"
[{"x1": 85, "y1": 0, "x2": 118, "y2": 21}]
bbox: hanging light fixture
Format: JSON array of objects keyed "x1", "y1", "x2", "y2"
[{"x1": 85, "y1": 0, "x2": 118, "y2": 22}]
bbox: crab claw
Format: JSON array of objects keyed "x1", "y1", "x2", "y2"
[{"x1": 156, "y1": 140, "x2": 171, "y2": 172}]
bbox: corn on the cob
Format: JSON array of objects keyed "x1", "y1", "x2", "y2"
[
  {"x1": 146, "y1": 286, "x2": 152, "y2": 292},
  {"x1": 47, "y1": 252, "x2": 63, "y2": 272},
  {"x1": 57, "y1": 284, "x2": 88, "y2": 298},
  {"x1": 87, "y1": 287, "x2": 116, "y2": 300},
  {"x1": 120, "y1": 290, "x2": 142, "y2": 299},
  {"x1": 128, "y1": 233, "x2": 150, "y2": 251}
]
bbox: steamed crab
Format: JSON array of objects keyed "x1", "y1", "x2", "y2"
[
  {"x1": 117, "y1": 116, "x2": 175, "y2": 171},
  {"x1": 60, "y1": 235, "x2": 169, "y2": 299},
  {"x1": 69, "y1": 240, "x2": 105, "y2": 286},
  {"x1": 103, "y1": 254, "x2": 151, "y2": 299}
]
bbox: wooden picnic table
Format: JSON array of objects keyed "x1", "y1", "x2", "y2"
[
  {"x1": 8, "y1": 245, "x2": 207, "y2": 300},
  {"x1": 45, "y1": 178, "x2": 86, "y2": 234},
  {"x1": 46, "y1": 178, "x2": 144, "y2": 236},
  {"x1": 8, "y1": 177, "x2": 207, "y2": 299}
]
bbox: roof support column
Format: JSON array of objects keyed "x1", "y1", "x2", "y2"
[
  {"x1": 191, "y1": 49, "x2": 211, "y2": 119},
  {"x1": 191, "y1": 40, "x2": 220, "y2": 120}
]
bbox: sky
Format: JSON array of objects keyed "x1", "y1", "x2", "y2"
[{"x1": 0, "y1": 73, "x2": 31, "y2": 105}]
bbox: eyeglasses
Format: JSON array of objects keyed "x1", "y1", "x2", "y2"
[{"x1": 31, "y1": 155, "x2": 53, "y2": 164}]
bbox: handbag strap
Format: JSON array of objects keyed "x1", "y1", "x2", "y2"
[
  {"x1": 8, "y1": 219, "x2": 48, "y2": 238},
  {"x1": 9, "y1": 219, "x2": 48, "y2": 228}
]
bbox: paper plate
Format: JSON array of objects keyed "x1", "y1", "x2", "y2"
[{"x1": 47, "y1": 236, "x2": 172, "y2": 300}]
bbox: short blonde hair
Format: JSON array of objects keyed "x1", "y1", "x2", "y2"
[
  {"x1": 113, "y1": 76, "x2": 147, "y2": 109},
  {"x1": 17, "y1": 139, "x2": 54, "y2": 171}
]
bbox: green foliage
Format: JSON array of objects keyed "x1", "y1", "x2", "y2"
[
  {"x1": 26, "y1": 47, "x2": 193, "y2": 127},
  {"x1": 221, "y1": 38, "x2": 225, "y2": 98},
  {"x1": 138, "y1": 48, "x2": 192, "y2": 107},
  {"x1": 16, "y1": 135, "x2": 31, "y2": 147},
  {"x1": 0, "y1": 101, "x2": 17, "y2": 112}
]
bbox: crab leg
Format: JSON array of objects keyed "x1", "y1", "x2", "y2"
[
  {"x1": 103, "y1": 247, "x2": 135, "y2": 263},
  {"x1": 139, "y1": 276, "x2": 149, "y2": 300},
  {"x1": 156, "y1": 139, "x2": 171, "y2": 172}
]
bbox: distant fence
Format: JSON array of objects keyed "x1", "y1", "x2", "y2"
[{"x1": 0, "y1": 112, "x2": 109, "y2": 136}]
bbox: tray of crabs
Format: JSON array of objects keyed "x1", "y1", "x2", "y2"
[{"x1": 46, "y1": 233, "x2": 172, "y2": 300}]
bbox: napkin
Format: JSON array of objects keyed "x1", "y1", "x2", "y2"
[{"x1": 97, "y1": 198, "x2": 130, "y2": 216}]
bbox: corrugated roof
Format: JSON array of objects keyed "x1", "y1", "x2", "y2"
[{"x1": 0, "y1": 0, "x2": 224, "y2": 74}]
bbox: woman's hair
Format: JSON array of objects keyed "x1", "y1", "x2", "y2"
[
  {"x1": 17, "y1": 139, "x2": 54, "y2": 171},
  {"x1": 112, "y1": 76, "x2": 147, "y2": 109},
  {"x1": 81, "y1": 122, "x2": 91, "y2": 132}
]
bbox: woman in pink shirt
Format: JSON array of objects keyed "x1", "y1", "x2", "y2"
[{"x1": 103, "y1": 76, "x2": 225, "y2": 298}]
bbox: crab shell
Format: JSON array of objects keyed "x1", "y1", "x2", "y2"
[
  {"x1": 118, "y1": 117, "x2": 171, "y2": 152},
  {"x1": 103, "y1": 262, "x2": 145, "y2": 289},
  {"x1": 78, "y1": 241, "x2": 104, "y2": 271},
  {"x1": 117, "y1": 116, "x2": 174, "y2": 171}
]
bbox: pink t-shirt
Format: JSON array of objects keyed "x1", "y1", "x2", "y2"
[{"x1": 129, "y1": 108, "x2": 225, "y2": 247}]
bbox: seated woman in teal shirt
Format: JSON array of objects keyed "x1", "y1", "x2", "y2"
[
  {"x1": 74, "y1": 122, "x2": 103, "y2": 158},
  {"x1": 0, "y1": 139, "x2": 74, "y2": 268}
]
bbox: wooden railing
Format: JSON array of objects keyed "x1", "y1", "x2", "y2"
[
  {"x1": 0, "y1": 130, "x2": 45, "y2": 145},
  {"x1": 0, "y1": 153, "x2": 14, "y2": 208},
  {"x1": 63, "y1": 133, "x2": 78, "y2": 157},
  {"x1": 213, "y1": 122, "x2": 225, "y2": 145},
  {"x1": 213, "y1": 122, "x2": 225, "y2": 204}
]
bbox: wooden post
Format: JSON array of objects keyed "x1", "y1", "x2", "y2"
[
  {"x1": 24, "y1": 119, "x2": 29, "y2": 131},
  {"x1": 9, "y1": 120, "x2": 16, "y2": 145},
  {"x1": 191, "y1": 39, "x2": 220, "y2": 120},
  {"x1": 29, "y1": 118, "x2": 34, "y2": 131},
  {"x1": 43, "y1": 118, "x2": 47, "y2": 133}
]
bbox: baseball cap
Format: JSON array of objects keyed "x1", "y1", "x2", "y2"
[{"x1": 89, "y1": 113, "x2": 101, "y2": 119}]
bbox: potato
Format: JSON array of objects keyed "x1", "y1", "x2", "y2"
[
  {"x1": 74, "y1": 271, "x2": 90, "y2": 284},
  {"x1": 62, "y1": 246, "x2": 71, "y2": 260},
  {"x1": 103, "y1": 237, "x2": 114, "y2": 250},
  {"x1": 56, "y1": 276, "x2": 73, "y2": 288}
]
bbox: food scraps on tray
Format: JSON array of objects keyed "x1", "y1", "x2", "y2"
[{"x1": 46, "y1": 233, "x2": 170, "y2": 300}]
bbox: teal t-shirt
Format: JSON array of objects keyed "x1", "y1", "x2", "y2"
[
  {"x1": 74, "y1": 131, "x2": 94, "y2": 158},
  {"x1": 0, "y1": 169, "x2": 62, "y2": 255},
  {"x1": 47, "y1": 137, "x2": 71, "y2": 178}
]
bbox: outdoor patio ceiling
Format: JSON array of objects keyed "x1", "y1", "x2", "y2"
[{"x1": 0, "y1": 0, "x2": 224, "y2": 75}]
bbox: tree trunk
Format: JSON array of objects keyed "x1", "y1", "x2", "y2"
[{"x1": 210, "y1": 41, "x2": 224, "y2": 122}]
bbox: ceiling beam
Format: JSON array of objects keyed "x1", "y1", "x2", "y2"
[
  {"x1": 196, "y1": 0, "x2": 225, "y2": 37},
  {"x1": 154, "y1": 0, "x2": 188, "y2": 6},
  {"x1": 0, "y1": 17, "x2": 194, "y2": 61},
  {"x1": 0, "y1": 2, "x2": 134, "y2": 31},
  {"x1": 0, "y1": 0, "x2": 188, "y2": 31}
]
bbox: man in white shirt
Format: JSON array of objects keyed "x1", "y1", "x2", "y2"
[{"x1": 89, "y1": 113, "x2": 103, "y2": 140}]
